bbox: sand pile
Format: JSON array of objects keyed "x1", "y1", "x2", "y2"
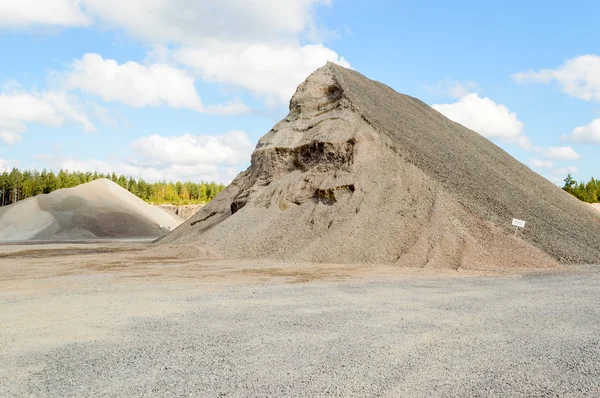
[
  {"x1": 160, "y1": 63, "x2": 600, "y2": 268},
  {"x1": 0, "y1": 179, "x2": 182, "y2": 241}
]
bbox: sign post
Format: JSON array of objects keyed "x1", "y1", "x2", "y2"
[{"x1": 512, "y1": 218, "x2": 526, "y2": 235}]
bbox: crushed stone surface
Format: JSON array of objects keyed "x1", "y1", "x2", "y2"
[{"x1": 2, "y1": 263, "x2": 600, "y2": 397}]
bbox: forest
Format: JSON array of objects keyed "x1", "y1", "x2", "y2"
[
  {"x1": 0, "y1": 168, "x2": 226, "y2": 207},
  {"x1": 563, "y1": 174, "x2": 600, "y2": 203}
]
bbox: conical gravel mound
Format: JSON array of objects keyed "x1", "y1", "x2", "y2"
[
  {"x1": 0, "y1": 179, "x2": 181, "y2": 241},
  {"x1": 160, "y1": 63, "x2": 600, "y2": 268}
]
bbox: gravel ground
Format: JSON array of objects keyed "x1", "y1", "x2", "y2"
[{"x1": 2, "y1": 261, "x2": 600, "y2": 397}]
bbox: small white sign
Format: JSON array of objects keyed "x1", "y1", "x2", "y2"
[{"x1": 512, "y1": 219, "x2": 526, "y2": 228}]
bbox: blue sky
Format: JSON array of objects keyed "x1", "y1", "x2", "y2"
[{"x1": 1, "y1": 1, "x2": 599, "y2": 184}]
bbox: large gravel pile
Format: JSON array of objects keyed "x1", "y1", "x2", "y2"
[
  {"x1": 0, "y1": 179, "x2": 181, "y2": 241},
  {"x1": 161, "y1": 63, "x2": 600, "y2": 267}
]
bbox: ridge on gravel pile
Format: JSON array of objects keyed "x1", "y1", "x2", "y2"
[
  {"x1": 0, "y1": 179, "x2": 181, "y2": 241},
  {"x1": 159, "y1": 63, "x2": 600, "y2": 268}
]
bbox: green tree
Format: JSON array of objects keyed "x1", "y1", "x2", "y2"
[
  {"x1": 0, "y1": 167, "x2": 227, "y2": 206},
  {"x1": 563, "y1": 174, "x2": 576, "y2": 193}
]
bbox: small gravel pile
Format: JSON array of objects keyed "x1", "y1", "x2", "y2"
[
  {"x1": 0, "y1": 179, "x2": 181, "y2": 241},
  {"x1": 161, "y1": 63, "x2": 600, "y2": 268}
]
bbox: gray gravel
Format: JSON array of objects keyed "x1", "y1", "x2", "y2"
[
  {"x1": 3, "y1": 268, "x2": 600, "y2": 397},
  {"x1": 163, "y1": 63, "x2": 600, "y2": 266}
]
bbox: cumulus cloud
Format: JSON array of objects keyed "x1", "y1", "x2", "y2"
[
  {"x1": 1, "y1": 0, "x2": 347, "y2": 108},
  {"x1": 1, "y1": 1, "x2": 333, "y2": 43},
  {"x1": 529, "y1": 159, "x2": 553, "y2": 169},
  {"x1": 0, "y1": 87, "x2": 94, "y2": 146},
  {"x1": 45, "y1": 131, "x2": 255, "y2": 183},
  {"x1": 562, "y1": 118, "x2": 600, "y2": 144},
  {"x1": 173, "y1": 42, "x2": 349, "y2": 105},
  {"x1": 64, "y1": 53, "x2": 249, "y2": 114},
  {"x1": 130, "y1": 131, "x2": 254, "y2": 168},
  {"x1": 81, "y1": 0, "x2": 332, "y2": 45},
  {"x1": 0, "y1": 0, "x2": 89, "y2": 27},
  {"x1": 540, "y1": 146, "x2": 582, "y2": 161},
  {"x1": 512, "y1": 55, "x2": 600, "y2": 101},
  {"x1": 426, "y1": 79, "x2": 479, "y2": 99},
  {"x1": 432, "y1": 93, "x2": 531, "y2": 149},
  {"x1": 87, "y1": 0, "x2": 346, "y2": 106}
]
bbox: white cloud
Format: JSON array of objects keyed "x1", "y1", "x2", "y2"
[
  {"x1": 0, "y1": 88, "x2": 94, "y2": 146},
  {"x1": 81, "y1": 0, "x2": 331, "y2": 45},
  {"x1": 432, "y1": 93, "x2": 531, "y2": 149},
  {"x1": 447, "y1": 82, "x2": 476, "y2": 99},
  {"x1": 130, "y1": 131, "x2": 254, "y2": 167},
  {"x1": 66, "y1": 54, "x2": 200, "y2": 108},
  {"x1": 542, "y1": 166, "x2": 580, "y2": 186},
  {"x1": 41, "y1": 91, "x2": 96, "y2": 132},
  {"x1": 562, "y1": 118, "x2": 600, "y2": 144},
  {"x1": 426, "y1": 79, "x2": 478, "y2": 99},
  {"x1": 529, "y1": 158, "x2": 553, "y2": 169},
  {"x1": 1, "y1": 1, "x2": 347, "y2": 109},
  {"x1": 0, "y1": 131, "x2": 21, "y2": 146},
  {"x1": 56, "y1": 158, "x2": 237, "y2": 184},
  {"x1": 88, "y1": 103, "x2": 118, "y2": 128},
  {"x1": 547, "y1": 176, "x2": 565, "y2": 185},
  {"x1": 541, "y1": 146, "x2": 582, "y2": 161},
  {"x1": 513, "y1": 55, "x2": 600, "y2": 101},
  {"x1": 90, "y1": 0, "x2": 346, "y2": 106},
  {"x1": 173, "y1": 42, "x2": 350, "y2": 105},
  {"x1": 64, "y1": 53, "x2": 248, "y2": 115},
  {"x1": 553, "y1": 166, "x2": 579, "y2": 175},
  {"x1": 44, "y1": 131, "x2": 255, "y2": 183},
  {"x1": 0, "y1": 0, "x2": 89, "y2": 27},
  {"x1": 1, "y1": 0, "x2": 332, "y2": 43}
]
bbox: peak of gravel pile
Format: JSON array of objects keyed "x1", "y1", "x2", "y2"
[
  {"x1": 161, "y1": 63, "x2": 600, "y2": 268},
  {"x1": 0, "y1": 179, "x2": 182, "y2": 241}
]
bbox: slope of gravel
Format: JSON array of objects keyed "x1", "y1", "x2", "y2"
[
  {"x1": 0, "y1": 179, "x2": 181, "y2": 241},
  {"x1": 3, "y1": 268, "x2": 600, "y2": 397},
  {"x1": 161, "y1": 63, "x2": 600, "y2": 267}
]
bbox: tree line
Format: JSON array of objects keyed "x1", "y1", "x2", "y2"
[
  {"x1": 3, "y1": 168, "x2": 595, "y2": 208},
  {"x1": 0, "y1": 168, "x2": 227, "y2": 207},
  {"x1": 563, "y1": 174, "x2": 600, "y2": 203}
]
